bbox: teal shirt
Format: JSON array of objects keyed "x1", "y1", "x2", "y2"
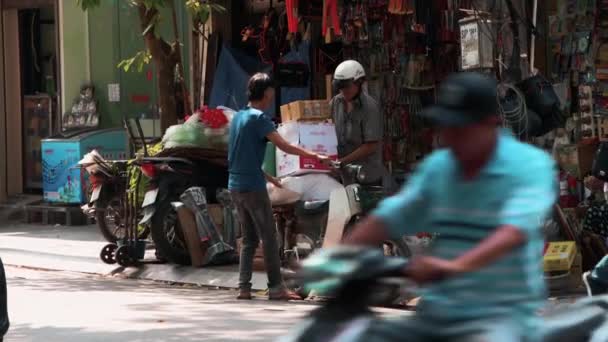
[
  {"x1": 228, "y1": 107, "x2": 276, "y2": 192},
  {"x1": 374, "y1": 130, "x2": 557, "y2": 333}
]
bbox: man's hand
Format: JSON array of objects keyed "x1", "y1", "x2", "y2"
[
  {"x1": 316, "y1": 154, "x2": 332, "y2": 166},
  {"x1": 268, "y1": 176, "x2": 283, "y2": 189},
  {"x1": 405, "y1": 256, "x2": 464, "y2": 284},
  {"x1": 264, "y1": 172, "x2": 283, "y2": 189}
]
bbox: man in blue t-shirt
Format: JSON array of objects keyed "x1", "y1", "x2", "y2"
[
  {"x1": 229, "y1": 73, "x2": 328, "y2": 301},
  {"x1": 344, "y1": 73, "x2": 557, "y2": 341}
]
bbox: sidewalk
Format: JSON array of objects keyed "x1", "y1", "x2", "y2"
[{"x1": 0, "y1": 223, "x2": 268, "y2": 290}]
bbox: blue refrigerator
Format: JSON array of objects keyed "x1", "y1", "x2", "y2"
[{"x1": 41, "y1": 128, "x2": 128, "y2": 204}]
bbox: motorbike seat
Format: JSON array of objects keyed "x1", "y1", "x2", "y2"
[{"x1": 540, "y1": 296, "x2": 608, "y2": 342}]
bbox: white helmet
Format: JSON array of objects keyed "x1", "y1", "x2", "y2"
[{"x1": 333, "y1": 60, "x2": 366, "y2": 82}]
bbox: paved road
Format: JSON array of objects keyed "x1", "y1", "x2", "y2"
[
  {"x1": 0, "y1": 223, "x2": 269, "y2": 290},
  {"x1": 5, "y1": 266, "x2": 406, "y2": 342}
]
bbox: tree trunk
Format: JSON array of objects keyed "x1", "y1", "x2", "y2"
[
  {"x1": 137, "y1": 3, "x2": 179, "y2": 132},
  {"x1": 157, "y1": 54, "x2": 179, "y2": 132}
]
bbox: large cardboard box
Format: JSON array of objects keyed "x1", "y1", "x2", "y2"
[
  {"x1": 280, "y1": 100, "x2": 331, "y2": 123},
  {"x1": 276, "y1": 122, "x2": 338, "y2": 177},
  {"x1": 544, "y1": 241, "x2": 577, "y2": 272}
]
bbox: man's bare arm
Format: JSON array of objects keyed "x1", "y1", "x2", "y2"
[
  {"x1": 339, "y1": 142, "x2": 380, "y2": 165},
  {"x1": 267, "y1": 131, "x2": 319, "y2": 159}
]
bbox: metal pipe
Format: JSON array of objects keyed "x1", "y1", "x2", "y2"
[{"x1": 530, "y1": 0, "x2": 538, "y2": 73}]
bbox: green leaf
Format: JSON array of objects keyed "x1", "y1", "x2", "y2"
[{"x1": 117, "y1": 50, "x2": 152, "y2": 73}]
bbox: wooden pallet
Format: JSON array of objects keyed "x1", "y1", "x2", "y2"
[{"x1": 25, "y1": 201, "x2": 92, "y2": 226}]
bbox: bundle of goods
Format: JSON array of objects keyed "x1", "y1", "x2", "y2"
[{"x1": 163, "y1": 106, "x2": 234, "y2": 150}]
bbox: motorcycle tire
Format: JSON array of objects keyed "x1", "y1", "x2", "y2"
[
  {"x1": 95, "y1": 198, "x2": 150, "y2": 243},
  {"x1": 150, "y1": 197, "x2": 191, "y2": 266}
]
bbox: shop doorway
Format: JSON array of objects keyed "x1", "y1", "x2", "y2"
[{"x1": 1, "y1": 0, "x2": 60, "y2": 194}]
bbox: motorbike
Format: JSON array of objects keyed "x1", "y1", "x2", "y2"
[
  {"x1": 279, "y1": 162, "x2": 409, "y2": 266},
  {"x1": 279, "y1": 247, "x2": 608, "y2": 342},
  {"x1": 79, "y1": 151, "x2": 149, "y2": 243},
  {"x1": 137, "y1": 151, "x2": 228, "y2": 265}
]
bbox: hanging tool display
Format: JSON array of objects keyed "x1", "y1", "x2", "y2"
[
  {"x1": 241, "y1": 5, "x2": 287, "y2": 66},
  {"x1": 388, "y1": 0, "x2": 414, "y2": 15},
  {"x1": 323, "y1": 0, "x2": 342, "y2": 37},
  {"x1": 286, "y1": 0, "x2": 300, "y2": 33}
]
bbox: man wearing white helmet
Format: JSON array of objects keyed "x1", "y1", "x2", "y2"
[{"x1": 330, "y1": 60, "x2": 386, "y2": 185}]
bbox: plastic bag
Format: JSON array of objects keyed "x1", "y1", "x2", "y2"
[
  {"x1": 180, "y1": 187, "x2": 236, "y2": 266},
  {"x1": 267, "y1": 182, "x2": 302, "y2": 205},
  {"x1": 162, "y1": 119, "x2": 209, "y2": 149},
  {"x1": 281, "y1": 174, "x2": 343, "y2": 202}
]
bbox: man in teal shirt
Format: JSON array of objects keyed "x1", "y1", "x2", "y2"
[
  {"x1": 345, "y1": 73, "x2": 557, "y2": 341},
  {"x1": 229, "y1": 73, "x2": 327, "y2": 301}
]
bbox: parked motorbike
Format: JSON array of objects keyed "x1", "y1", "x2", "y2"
[
  {"x1": 79, "y1": 151, "x2": 149, "y2": 243},
  {"x1": 280, "y1": 247, "x2": 608, "y2": 342},
  {"x1": 279, "y1": 162, "x2": 409, "y2": 265},
  {"x1": 137, "y1": 152, "x2": 228, "y2": 265}
]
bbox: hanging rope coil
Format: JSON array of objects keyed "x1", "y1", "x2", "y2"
[{"x1": 498, "y1": 84, "x2": 528, "y2": 139}]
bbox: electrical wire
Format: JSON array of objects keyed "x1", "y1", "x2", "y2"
[{"x1": 498, "y1": 83, "x2": 529, "y2": 139}]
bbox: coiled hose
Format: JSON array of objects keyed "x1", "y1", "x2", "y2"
[{"x1": 498, "y1": 84, "x2": 529, "y2": 139}]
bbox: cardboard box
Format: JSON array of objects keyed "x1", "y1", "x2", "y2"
[
  {"x1": 546, "y1": 253, "x2": 582, "y2": 293},
  {"x1": 276, "y1": 122, "x2": 338, "y2": 177},
  {"x1": 280, "y1": 100, "x2": 331, "y2": 123},
  {"x1": 544, "y1": 241, "x2": 577, "y2": 272},
  {"x1": 555, "y1": 143, "x2": 598, "y2": 179},
  {"x1": 208, "y1": 204, "x2": 223, "y2": 229},
  {"x1": 175, "y1": 204, "x2": 206, "y2": 267}
]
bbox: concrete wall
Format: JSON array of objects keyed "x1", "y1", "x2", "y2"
[
  {"x1": 63, "y1": 0, "x2": 191, "y2": 129},
  {"x1": 58, "y1": 0, "x2": 90, "y2": 114}
]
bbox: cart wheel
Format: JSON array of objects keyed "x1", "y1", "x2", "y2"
[
  {"x1": 100, "y1": 244, "x2": 118, "y2": 265},
  {"x1": 115, "y1": 245, "x2": 134, "y2": 267}
]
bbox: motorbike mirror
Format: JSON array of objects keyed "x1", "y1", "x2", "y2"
[{"x1": 357, "y1": 168, "x2": 366, "y2": 183}]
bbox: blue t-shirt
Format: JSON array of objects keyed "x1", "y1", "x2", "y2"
[
  {"x1": 374, "y1": 129, "x2": 557, "y2": 336},
  {"x1": 228, "y1": 107, "x2": 276, "y2": 192}
]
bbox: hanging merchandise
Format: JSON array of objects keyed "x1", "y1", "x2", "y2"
[
  {"x1": 516, "y1": 74, "x2": 563, "y2": 134},
  {"x1": 388, "y1": 0, "x2": 414, "y2": 15},
  {"x1": 459, "y1": 16, "x2": 494, "y2": 70},
  {"x1": 578, "y1": 85, "x2": 595, "y2": 140},
  {"x1": 593, "y1": 142, "x2": 608, "y2": 182},
  {"x1": 558, "y1": 170, "x2": 579, "y2": 208},
  {"x1": 286, "y1": 0, "x2": 299, "y2": 33},
  {"x1": 241, "y1": 6, "x2": 285, "y2": 65},
  {"x1": 277, "y1": 62, "x2": 310, "y2": 88},
  {"x1": 322, "y1": 0, "x2": 341, "y2": 37}
]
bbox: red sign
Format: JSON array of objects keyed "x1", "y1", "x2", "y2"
[{"x1": 131, "y1": 94, "x2": 150, "y2": 104}]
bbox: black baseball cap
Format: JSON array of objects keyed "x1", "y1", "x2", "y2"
[{"x1": 420, "y1": 72, "x2": 498, "y2": 127}]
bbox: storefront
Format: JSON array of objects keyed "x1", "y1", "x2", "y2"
[
  {"x1": 193, "y1": 0, "x2": 608, "y2": 290},
  {"x1": 204, "y1": 0, "x2": 536, "y2": 178},
  {"x1": 0, "y1": 0, "x2": 193, "y2": 205},
  {"x1": 0, "y1": 0, "x2": 61, "y2": 201}
]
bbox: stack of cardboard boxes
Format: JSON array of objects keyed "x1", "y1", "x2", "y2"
[{"x1": 276, "y1": 100, "x2": 338, "y2": 177}]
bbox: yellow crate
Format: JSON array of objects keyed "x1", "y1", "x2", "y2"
[{"x1": 544, "y1": 241, "x2": 577, "y2": 272}]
